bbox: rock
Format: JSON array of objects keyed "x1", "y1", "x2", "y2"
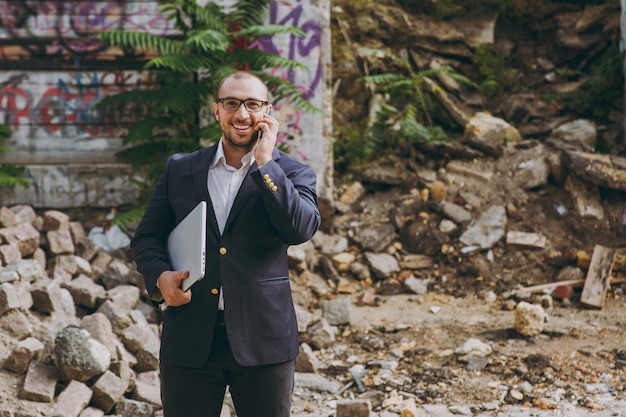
[
  {"x1": 0, "y1": 223, "x2": 41, "y2": 257},
  {"x1": 550, "y1": 119, "x2": 597, "y2": 152},
  {"x1": 295, "y1": 343, "x2": 322, "y2": 373},
  {"x1": 514, "y1": 301, "x2": 546, "y2": 337},
  {"x1": 3, "y1": 337, "x2": 44, "y2": 374},
  {"x1": 564, "y1": 151, "x2": 626, "y2": 191},
  {"x1": 54, "y1": 326, "x2": 111, "y2": 382},
  {"x1": 464, "y1": 112, "x2": 522, "y2": 147},
  {"x1": 91, "y1": 370, "x2": 128, "y2": 413},
  {"x1": 352, "y1": 222, "x2": 396, "y2": 252},
  {"x1": 455, "y1": 338, "x2": 493, "y2": 362},
  {"x1": 53, "y1": 380, "x2": 92, "y2": 417},
  {"x1": 336, "y1": 399, "x2": 372, "y2": 417},
  {"x1": 322, "y1": 297, "x2": 352, "y2": 325},
  {"x1": 459, "y1": 205, "x2": 507, "y2": 249},
  {"x1": 364, "y1": 252, "x2": 400, "y2": 280},
  {"x1": 21, "y1": 362, "x2": 58, "y2": 402}
]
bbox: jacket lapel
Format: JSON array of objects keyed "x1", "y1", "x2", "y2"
[{"x1": 224, "y1": 149, "x2": 281, "y2": 232}]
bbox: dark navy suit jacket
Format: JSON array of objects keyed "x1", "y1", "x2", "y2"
[{"x1": 131, "y1": 144, "x2": 320, "y2": 368}]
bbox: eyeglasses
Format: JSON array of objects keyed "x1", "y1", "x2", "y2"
[{"x1": 217, "y1": 98, "x2": 268, "y2": 112}]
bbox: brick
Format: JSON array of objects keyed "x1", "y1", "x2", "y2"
[
  {"x1": 42, "y1": 210, "x2": 70, "y2": 232},
  {"x1": 336, "y1": 399, "x2": 372, "y2": 417},
  {"x1": 21, "y1": 362, "x2": 58, "y2": 402},
  {"x1": 53, "y1": 380, "x2": 92, "y2": 417},
  {"x1": 92, "y1": 371, "x2": 128, "y2": 413},
  {"x1": 3, "y1": 337, "x2": 44, "y2": 374}
]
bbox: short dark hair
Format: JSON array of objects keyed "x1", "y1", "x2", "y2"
[{"x1": 216, "y1": 71, "x2": 268, "y2": 99}]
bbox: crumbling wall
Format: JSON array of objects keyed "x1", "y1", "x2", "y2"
[{"x1": 0, "y1": 0, "x2": 332, "y2": 207}]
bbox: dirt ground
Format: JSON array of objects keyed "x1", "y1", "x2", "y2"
[
  {"x1": 298, "y1": 159, "x2": 626, "y2": 416},
  {"x1": 288, "y1": 290, "x2": 626, "y2": 416}
]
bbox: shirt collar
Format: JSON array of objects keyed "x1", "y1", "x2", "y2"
[{"x1": 211, "y1": 139, "x2": 256, "y2": 169}]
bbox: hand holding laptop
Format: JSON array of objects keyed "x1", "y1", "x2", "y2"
[
  {"x1": 156, "y1": 201, "x2": 207, "y2": 310},
  {"x1": 156, "y1": 270, "x2": 192, "y2": 308}
]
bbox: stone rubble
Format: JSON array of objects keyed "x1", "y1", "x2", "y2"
[{"x1": 1, "y1": 116, "x2": 626, "y2": 416}]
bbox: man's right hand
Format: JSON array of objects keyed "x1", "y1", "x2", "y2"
[{"x1": 157, "y1": 270, "x2": 192, "y2": 307}]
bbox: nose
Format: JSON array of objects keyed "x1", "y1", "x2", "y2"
[{"x1": 234, "y1": 103, "x2": 250, "y2": 117}]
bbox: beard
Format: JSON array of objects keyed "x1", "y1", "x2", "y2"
[{"x1": 220, "y1": 120, "x2": 259, "y2": 152}]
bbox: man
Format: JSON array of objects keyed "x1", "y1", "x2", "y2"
[{"x1": 131, "y1": 71, "x2": 321, "y2": 417}]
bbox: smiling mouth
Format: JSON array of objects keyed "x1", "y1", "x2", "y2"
[{"x1": 233, "y1": 123, "x2": 252, "y2": 132}]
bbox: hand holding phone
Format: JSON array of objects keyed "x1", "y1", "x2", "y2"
[
  {"x1": 254, "y1": 108, "x2": 276, "y2": 166},
  {"x1": 258, "y1": 108, "x2": 271, "y2": 140}
]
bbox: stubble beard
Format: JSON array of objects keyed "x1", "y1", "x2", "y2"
[{"x1": 220, "y1": 117, "x2": 258, "y2": 152}]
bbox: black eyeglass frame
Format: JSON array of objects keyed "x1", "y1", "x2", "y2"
[{"x1": 217, "y1": 98, "x2": 269, "y2": 113}]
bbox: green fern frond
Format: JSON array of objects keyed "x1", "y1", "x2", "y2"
[
  {"x1": 360, "y1": 73, "x2": 404, "y2": 86},
  {"x1": 183, "y1": 29, "x2": 231, "y2": 52},
  {"x1": 359, "y1": 47, "x2": 410, "y2": 69},
  {"x1": 116, "y1": 141, "x2": 171, "y2": 168},
  {"x1": 153, "y1": 84, "x2": 210, "y2": 115},
  {"x1": 270, "y1": 82, "x2": 319, "y2": 113},
  {"x1": 228, "y1": 0, "x2": 272, "y2": 27},
  {"x1": 0, "y1": 124, "x2": 11, "y2": 140},
  {"x1": 225, "y1": 48, "x2": 306, "y2": 72},
  {"x1": 400, "y1": 118, "x2": 431, "y2": 141},
  {"x1": 383, "y1": 79, "x2": 414, "y2": 94},
  {"x1": 123, "y1": 117, "x2": 172, "y2": 145},
  {"x1": 191, "y1": 3, "x2": 227, "y2": 31},
  {"x1": 108, "y1": 205, "x2": 147, "y2": 233},
  {"x1": 236, "y1": 24, "x2": 305, "y2": 38},
  {"x1": 447, "y1": 72, "x2": 479, "y2": 88},
  {"x1": 146, "y1": 54, "x2": 212, "y2": 72},
  {"x1": 99, "y1": 30, "x2": 179, "y2": 55},
  {"x1": 0, "y1": 165, "x2": 31, "y2": 188}
]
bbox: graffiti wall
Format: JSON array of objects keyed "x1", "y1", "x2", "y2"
[{"x1": 0, "y1": 0, "x2": 332, "y2": 207}]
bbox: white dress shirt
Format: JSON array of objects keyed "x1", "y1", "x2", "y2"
[{"x1": 208, "y1": 140, "x2": 255, "y2": 310}]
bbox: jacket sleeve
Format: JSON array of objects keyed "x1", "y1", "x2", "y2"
[
  {"x1": 130, "y1": 157, "x2": 176, "y2": 299},
  {"x1": 252, "y1": 156, "x2": 321, "y2": 245}
]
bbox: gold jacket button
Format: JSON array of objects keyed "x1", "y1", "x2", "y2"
[
  {"x1": 211, "y1": 288, "x2": 219, "y2": 295},
  {"x1": 272, "y1": 185, "x2": 278, "y2": 192},
  {"x1": 263, "y1": 173, "x2": 270, "y2": 180},
  {"x1": 219, "y1": 247, "x2": 227, "y2": 255}
]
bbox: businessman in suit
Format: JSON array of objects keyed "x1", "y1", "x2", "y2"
[{"x1": 131, "y1": 71, "x2": 321, "y2": 417}]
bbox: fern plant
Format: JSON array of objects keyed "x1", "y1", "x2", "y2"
[
  {"x1": 549, "y1": 43, "x2": 623, "y2": 122},
  {"x1": 0, "y1": 124, "x2": 31, "y2": 189},
  {"x1": 96, "y1": 0, "x2": 315, "y2": 229},
  {"x1": 356, "y1": 47, "x2": 475, "y2": 162}
]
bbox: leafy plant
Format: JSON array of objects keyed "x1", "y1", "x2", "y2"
[
  {"x1": 472, "y1": 43, "x2": 518, "y2": 97},
  {"x1": 96, "y1": 0, "x2": 315, "y2": 228},
  {"x1": 0, "y1": 124, "x2": 31, "y2": 189},
  {"x1": 355, "y1": 47, "x2": 475, "y2": 162},
  {"x1": 549, "y1": 43, "x2": 623, "y2": 121}
]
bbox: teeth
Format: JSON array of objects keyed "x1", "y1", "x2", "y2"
[{"x1": 234, "y1": 124, "x2": 251, "y2": 129}]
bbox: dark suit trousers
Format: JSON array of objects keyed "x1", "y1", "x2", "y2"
[{"x1": 159, "y1": 321, "x2": 295, "y2": 417}]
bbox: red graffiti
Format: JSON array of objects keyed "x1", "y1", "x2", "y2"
[{"x1": 0, "y1": 71, "x2": 151, "y2": 137}]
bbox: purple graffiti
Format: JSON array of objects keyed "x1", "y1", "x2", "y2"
[
  {"x1": 261, "y1": 2, "x2": 322, "y2": 101},
  {"x1": 0, "y1": 0, "x2": 172, "y2": 57}
]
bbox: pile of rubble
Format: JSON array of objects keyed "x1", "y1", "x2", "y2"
[
  {"x1": 0, "y1": 206, "x2": 163, "y2": 417},
  {"x1": 1, "y1": 114, "x2": 626, "y2": 417}
]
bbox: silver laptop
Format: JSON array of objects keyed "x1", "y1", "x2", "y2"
[{"x1": 167, "y1": 201, "x2": 207, "y2": 291}]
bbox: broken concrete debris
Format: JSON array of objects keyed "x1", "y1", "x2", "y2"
[{"x1": 1, "y1": 113, "x2": 626, "y2": 416}]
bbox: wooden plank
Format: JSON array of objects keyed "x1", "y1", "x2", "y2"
[
  {"x1": 515, "y1": 277, "x2": 626, "y2": 294},
  {"x1": 580, "y1": 245, "x2": 616, "y2": 309}
]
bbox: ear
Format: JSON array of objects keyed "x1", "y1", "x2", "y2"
[{"x1": 215, "y1": 114, "x2": 220, "y2": 121}]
